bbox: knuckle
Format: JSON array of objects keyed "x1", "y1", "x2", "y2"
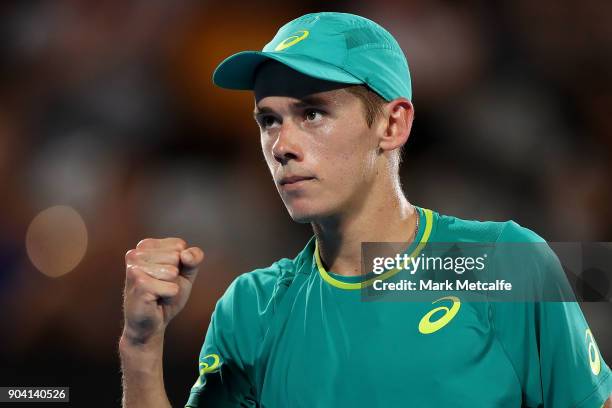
[
  {"x1": 126, "y1": 264, "x2": 139, "y2": 277},
  {"x1": 174, "y1": 238, "x2": 187, "y2": 250},
  {"x1": 134, "y1": 276, "x2": 150, "y2": 291},
  {"x1": 125, "y1": 249, "x2": 138, "y2": 262},
  {"x1": 170, "y1": 251, "x2": 181, "y2": 265},
  {"x1": 164, "y1": 265, "x2": 179, "y2": 277},
  {"x1": 169, "y1": 282, "x2": 180, "y2": 295},
  {"x1": 136, "y1": 238, "x2": 155, "y2": 248}
]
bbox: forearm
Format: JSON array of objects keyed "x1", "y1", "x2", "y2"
[{"x1": 119, "y1": 333, "x2": 172, "y2": 408}]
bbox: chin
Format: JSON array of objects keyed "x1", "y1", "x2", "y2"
[
  {"x1": 284, "y1": 200, "x2": 337, "y2": 224},
  {"x1": 286, "y1": 207, "x2": 317, "y2": 224}
]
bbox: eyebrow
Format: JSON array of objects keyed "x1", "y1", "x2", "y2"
[{"x1": 253, "y1": 95, "x2": 330, "y2": 116}]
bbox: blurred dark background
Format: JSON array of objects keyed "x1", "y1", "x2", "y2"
[{"x1": 0, "y1": 0, "x2": 610, "y2": 406}]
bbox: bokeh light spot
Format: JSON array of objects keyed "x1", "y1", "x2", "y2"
[{"x1": 25, "y1": 205, "x2": 88, "y2": 277}]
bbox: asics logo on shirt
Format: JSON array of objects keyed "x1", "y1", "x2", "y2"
[
  {"x1": 418, "y1": 296, "x2": 461, "y2": 334},
  {"x1": 192, "y1": 353, "x2": 221, "y2": 388},
  {"x1": 199, "y1": 353, "x2": 221, "y2": 375},
  {"x1": 585, "y1": 329, "x2": 601, "y2": 375}
]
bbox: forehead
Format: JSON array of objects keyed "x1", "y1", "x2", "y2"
[{"x1": 253, "y1": 60, "x2": 353, "y2": 104}]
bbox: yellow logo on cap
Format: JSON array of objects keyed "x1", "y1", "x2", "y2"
[{"x1": 275, "y1": 30, "x2": 309, "y2": 51}]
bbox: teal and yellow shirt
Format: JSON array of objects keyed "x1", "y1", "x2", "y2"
[{"x1": 186, "y1": 207, "x2": 612, "y2": 407}]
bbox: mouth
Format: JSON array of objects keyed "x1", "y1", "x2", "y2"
[{"x1": 279, "y1": 175, "x2": 316, "y2": 187}]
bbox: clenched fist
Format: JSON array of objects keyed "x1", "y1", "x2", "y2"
[{"x1": 122, "y1": 238, "x2": 204, "y2": 345}]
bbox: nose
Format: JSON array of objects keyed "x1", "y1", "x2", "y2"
[{"x1": 272, "y1": 124, "x2": 303, "y2": 165}]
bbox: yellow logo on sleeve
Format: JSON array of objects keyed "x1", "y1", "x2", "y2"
[
  {"x1": 418, "y1": 296, "x2": 461, "y2": 334},
  {"x1": 193, "y1": 354, "x2": 221, "y2": 388},
  {"x1": 274, "y1": 30, "x2": 309, "y2": 51},
  {"x1": 199, "y1": 353, "x2": 221, "y2": 375},
  {"x1": 585, "y1": 329, "x2": 601, "y2": 375}
]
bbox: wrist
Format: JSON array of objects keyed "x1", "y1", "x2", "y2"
[
  {"x1": 119, "y1": 330, "x2": 164, "y2": 363},
  {"x1": 119, "y1": 331, "x2": 165, "y2": 370},
  {"x1": 120, "y1": 327, "x2": 165, "y2": 350},
  {"x1": 119, "y1": 331, "x2": 170, "y2": 407}
]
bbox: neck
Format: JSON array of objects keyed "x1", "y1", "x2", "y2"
[{"x1": 311, "y1": 175, "x2": 418, "y2": 277}]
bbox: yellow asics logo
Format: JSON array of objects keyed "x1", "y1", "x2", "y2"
[
  {"x1": 193, "y1": 354, "x2": 221, "y2": 387},
  {"x1": 275, "y1": 30, "x2": 309, "y2": 51},
  {"x1": 199, "y1": 353, "x2": 221, "y2": 375},
  {"x1": 585, "y1": 329, "x2": 601, "y2": 375},
  {"x1": 418, "y1": 296, "x2": 461, "y2": 334}
]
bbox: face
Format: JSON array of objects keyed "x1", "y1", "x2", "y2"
[{"x1": 253, "y1": 61, "x2": 382, "y2": 223}]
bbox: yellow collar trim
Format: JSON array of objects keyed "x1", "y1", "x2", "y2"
[{"x1": 315, "y1": 208, "x2": 433, "y2": 290}]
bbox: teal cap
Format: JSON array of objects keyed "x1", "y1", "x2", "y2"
[{"x1": 213, "y1": 12, "x2": 412, "y2": 101}]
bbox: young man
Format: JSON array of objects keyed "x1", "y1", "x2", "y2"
[{"x1": 120, "y1": 12, "x2": 612, "y2": 407}]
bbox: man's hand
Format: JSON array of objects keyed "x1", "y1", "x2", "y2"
[
  {"x1": 122, "y1": 238, "x2": 204, "y2": 345},
  {"x1": 120, "y1": 238, "x2": 203, "y2": 407}
]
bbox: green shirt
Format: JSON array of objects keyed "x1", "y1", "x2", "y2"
[{"x1": 186, "y1": 207, "x2": 612, "y2": 407}]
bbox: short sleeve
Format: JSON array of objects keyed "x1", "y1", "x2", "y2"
[
  {"x1": 491, "y1": 221, "x2": 612, "y2": 407},
  {"x1": 184, "y1": 264, "x2": 285, "y2": 408},
  {"x1": 184, "y1": 279, "x2": 258, "y2": 408},
  {"x1": 539, "y1": 301, "x2": 612, "y2": 407}
]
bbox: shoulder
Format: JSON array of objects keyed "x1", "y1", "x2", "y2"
[
  {"x1": 431, "y1": 210, "x2": 558, "y2": 277},
  {"x1": 216, "y1": 259, "x2": 291, "y2": 319},
  {"x1": 216, "y1": 238, "x2": 314, "y2": 317},
  {"x1": 495, "y1": 220, "x2": 546, "y2": 243},
  {"x1": 225, "y1": 258, "x2": 293, "y2": 308},
  {"x1": 432, "y1": 210, "x2": 545, "y2": 244}
]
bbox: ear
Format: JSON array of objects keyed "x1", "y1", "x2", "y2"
[{"x1": 378, "y1": 98, "x2": 414, "y2": 154}]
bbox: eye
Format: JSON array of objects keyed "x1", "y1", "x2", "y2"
[
  {"x1": 258, "y1": 115, "x2": 279, "y2": 129},
  {"x1": 305, "y1": 109, "x2": 323, "y2": 122}
]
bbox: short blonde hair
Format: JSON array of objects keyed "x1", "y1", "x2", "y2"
[
  {"x1": 345, "y1": 85, "x2": 386, "y2": 127},
  {"x1": 345, "y1": 85, "x2": 405, "y2": 167}
]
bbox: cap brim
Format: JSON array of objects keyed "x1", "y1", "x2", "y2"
[{"x1": 213, "y1": 51, "x2": 363, "y2": 90}]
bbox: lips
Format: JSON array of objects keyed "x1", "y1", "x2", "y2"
[{"x1": 279, "y1": 175, "x2": 315, "y2": 186}]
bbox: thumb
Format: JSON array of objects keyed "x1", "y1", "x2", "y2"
[{"x1": 179, "y1": 247, "x2": 204, "y2": 283}]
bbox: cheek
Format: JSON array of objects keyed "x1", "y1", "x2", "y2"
[
  {"x1": 261, "y1": 136, "x2": 276, "y2": 170},
  {"x1": 312, "y1": 123, "x2": 375, "y2": 176},
  {"x1": 309, "y1": 141, "x2": 374, "y2": 202}
]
